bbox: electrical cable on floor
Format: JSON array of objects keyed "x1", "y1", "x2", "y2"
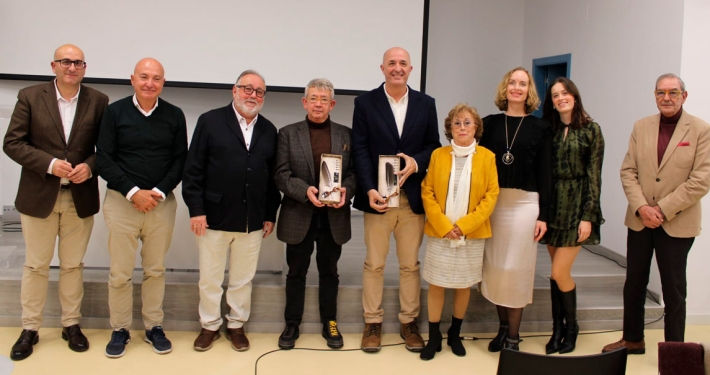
[
  {"x1": 256, "y1": 247, "x2": 664, "y2": 374},
  {"x1": 254, "y1": 311, "x2": 666, "y2": 375}
]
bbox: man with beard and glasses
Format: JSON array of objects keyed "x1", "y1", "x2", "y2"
[
  {"x1": 97, "y1": 58, "x2": 187, "y2": 358},
  {"x1": 182, "y1": 70, "x2": 281, "y2": 352}
]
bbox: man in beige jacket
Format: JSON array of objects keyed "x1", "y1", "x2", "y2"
[{"x1": 604, "y1": 73, "x2": 710, "y2": 354}]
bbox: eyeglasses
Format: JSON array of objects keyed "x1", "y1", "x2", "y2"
[
  {"x1": 452, "y1": 120, "x2": 475, "y2": 128},
  {"x1": 655, "y1": 89, "x2": 683, "y2": 99},
  {"x1": 54, "y1": 59, "x2": 86, "y2": 70},
  {"x1": 307, "y1": 97, "x2": 331, "y2": 104},
  {"x1": 236, "y1": 85, "x2": 266, "y2": 98}
]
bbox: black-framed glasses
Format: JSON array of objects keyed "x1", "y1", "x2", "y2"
[
  {"x1": 236, "y1": 85, "x2": 266, "y2": 98},
  {"x1": 654, "y1": 89, "x2": 683, "y2": 99},
  {"x1": 54, "y1": 59, "x2": 86, "y2": 70}
]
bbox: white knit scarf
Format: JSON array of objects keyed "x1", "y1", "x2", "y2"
[{"x1": 445, "y1": 139, "x2": 476, "y2": 248}]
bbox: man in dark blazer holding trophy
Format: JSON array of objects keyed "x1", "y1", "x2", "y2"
[
  {"x1": 273, "y1": 78, "x2": 356, "y2": 350},
  {"x1": 352, "y1": 47, "x2": 440, "y2": 352}
]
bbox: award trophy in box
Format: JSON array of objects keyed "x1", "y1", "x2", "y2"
[
  {"x1": 318, "y1": 154, "x2": 342, "y2": 204},
  {"x1": 378, "y1": 155, "x2": 400, "y2": 207}
]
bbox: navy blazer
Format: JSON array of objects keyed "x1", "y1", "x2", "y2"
[
  {"x1": 182, "y1": 103, "x2": 281, "y2": 233},
  {"x1": 352, "y1": 84, "x2": 440, "y2": 214}
]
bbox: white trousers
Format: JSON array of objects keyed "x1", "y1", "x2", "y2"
[{"x1": 197, "y1": 228, "x2": 263, "y2": 330}]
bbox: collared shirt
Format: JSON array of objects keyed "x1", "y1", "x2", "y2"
[
  {"x1": 132, "y1": 94, "x2": 159, "y2": 117},
  {"x1": 232, "y1": 101, "x2": 259, "y2": 150},
  {"x1": 47, "y1": 80, "x2": 80, "y2": 184},
  {"x1": 383, "y1": 84, "x2": 418, "y2": 172},
  {"x1": 384, "y1": 83, "x2": 409, "y2": 137},
  {"x1": 126, "y1": 94, "x2": 165, "y2": 202}
]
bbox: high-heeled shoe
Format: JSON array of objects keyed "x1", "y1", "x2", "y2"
[
  {"x1": 488, "y1": 324, "x2": 509, "y2": 352},
  {"x1": 420, "y1": 322, "x2": 442, "y2": 361},
  {"x1": 447, "y1": 316, "x2": 466, "y2": 357}
]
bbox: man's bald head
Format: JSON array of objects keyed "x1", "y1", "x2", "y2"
[
  {"x1": 381, "y1": 47, "x2": 412, "y2": 89},
  {"x1": 54, "y1": 44, "x2": 85, "y2": 61},
  {"x1": 134, "y1": 58, "x2": 164, "y2": 77},
  {"x1": 131, "y1": 58, "x2": 166, "y2": 109}
]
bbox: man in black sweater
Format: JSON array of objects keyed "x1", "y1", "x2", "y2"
[{"x1": 96, "y1": 58, "x2": 187, "y2": 358}]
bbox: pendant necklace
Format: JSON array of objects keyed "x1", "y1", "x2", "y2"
[{"x1": 502, "y1": 114, "x2": 525, "y2": 165}]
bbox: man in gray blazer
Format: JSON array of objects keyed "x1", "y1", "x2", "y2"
[
  {"x1": 3, "y1": 44, "x2": 108, "y2": 360},
  {"x1": 273, "y1": 78, "x2": 356, "y2": 349}
]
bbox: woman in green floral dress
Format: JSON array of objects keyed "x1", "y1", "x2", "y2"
[{"x1": 541, "y1": 77, "x2": 604, "y2": 354}]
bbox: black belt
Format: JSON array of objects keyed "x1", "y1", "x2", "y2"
[{"x1": 60, "y1": 184, "x2": 71, "y2": 189}]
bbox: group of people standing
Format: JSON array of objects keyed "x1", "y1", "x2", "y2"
[{"x1": 4, "y1": 43, "x2": 709, "y2": 364}]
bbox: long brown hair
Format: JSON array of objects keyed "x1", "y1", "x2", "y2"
[{"x1": 542, "y1": 77, "x2": 592, "y2": 130}]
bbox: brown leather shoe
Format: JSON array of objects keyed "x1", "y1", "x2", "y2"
[
  {"x1": 401, "y1": 321, "x2": 425, "y2": 352},
  {"x1": 226, "y1": 327, "x2": 249, "y2": 351},
  {"x1": 602, "y1": 338, "x2": 646, "y2": 355},
  {"x1": 361, "y1": 323, "x2": 382, "y2": 353},
  {"x1": 11, "y1": 330, "x2": 38, "y2": 361},
  {"x1": 193, "y1": 328, "x2": 220, "y2": 351},
  {"x1": 62, "y1": 324, "x2": 89, "y2": 352}
]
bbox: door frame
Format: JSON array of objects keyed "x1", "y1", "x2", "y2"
[{"x1": 532, "y1": 53, "x2": 572, "y2": 117}]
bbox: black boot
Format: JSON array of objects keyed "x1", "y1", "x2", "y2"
[
  {"x1": 487, "y1": 324, "x2": 508, "y2": 352},
  {"x1": 503, "y1": 336, "x2": 520, "y2": 351},
  {"x1": 420, "y1": 322, "x2": 442, "y2": 361},
  {"x1": 447, "y1": 316, "x2": 466, "y2": 357},
  {"x1": 559, "y1": 287, "x2": 579, "y2": 354},
  {"x1": 546, "y1": 280, "x2": 566, "y2": 354}
]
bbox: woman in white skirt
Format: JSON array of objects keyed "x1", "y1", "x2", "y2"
[
  {"x1": 419, "y1": 104, "x2": 499, "y2": 360},
  {"x1": 479, "y1": 67, "x2": 553, "y2": 351}
]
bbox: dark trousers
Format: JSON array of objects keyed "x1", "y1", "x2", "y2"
[
  {"x1": 623, "y1": 227, "x2": 694, "y2": 342},
  {"x1": 284, "y1": 211, "x2": 342, "y2": 325}
]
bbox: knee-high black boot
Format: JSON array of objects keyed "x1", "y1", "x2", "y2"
[
  {"x1": 559, "y1": 287, "x2": 579, "y2": 354},
  {"x1": 420, "y1": 322, "x2": 442, "y2": 360},
  {"x1": 546, "y1": 280, "x2": 566, "y2": 354},
  {"x1": 447, "y1": 316, "x2": 466, "y2": 357}
]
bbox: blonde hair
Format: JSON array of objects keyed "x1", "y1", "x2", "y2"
[{"x1": 494, "y1": 67, "x2": 540, "y2": 114}]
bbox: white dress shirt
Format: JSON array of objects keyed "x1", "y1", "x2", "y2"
[
  {"x1": 384, "y1": 83, "x2": 409, "y2": 137},
  {"x1": 232, "y1": 102, "x2": 258, "y2": 150},
  {"x1": 47, "y1": 80, "x2": 80, "y2": 185}
]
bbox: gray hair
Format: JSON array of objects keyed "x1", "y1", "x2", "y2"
[
  {"x1": 656, "y1": 73, "x2": 686, "y2": 92},
  {"x1": 304, "y1": 78, "x2": 335, "y2": 98},
  {"x1": 235, "y1": 69, "x2": 265, "y2": 86}
]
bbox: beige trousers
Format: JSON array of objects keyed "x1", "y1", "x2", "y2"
[
  {"x1": 20, "y1": 189, "x2": 93, "y2": 330},
  {"x1": 196, "y1": 229, "x2": 263, "y2": 330},
  {"x1": 362, "y1": 191, "x2": 425, "y2": 323},
  {"x1": 103, "y1": 189, "x2": 177, "y2": 330}
]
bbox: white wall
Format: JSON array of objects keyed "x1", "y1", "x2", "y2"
[
  {"x1": 680, "y1": 0, "x2": 710, "y2": 324},
  {"x1": 426, "y1": 0, "x2": 525, "y2": 141},
  {"x1": 0, "y1": 79, "x2": 356, "y2": 270}
]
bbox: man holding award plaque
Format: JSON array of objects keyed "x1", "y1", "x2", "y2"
[
  {"x1": 273, "y1": 78, "x2": 356, "y2": 350},
  {"x1": 352, "y1": 47, "x2": 441, "y2": 352}
]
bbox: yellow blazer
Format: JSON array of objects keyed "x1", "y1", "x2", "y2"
[
  {"x1": 422, "y1": 145, "x2": 499, "y2": 239},
  {"x1": 620, "y1": 110, "x2": 710, "y2": 237}
]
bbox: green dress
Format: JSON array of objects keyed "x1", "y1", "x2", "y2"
[{"x1": 541, "y1": 122, "x2": 605, "y2": 247}]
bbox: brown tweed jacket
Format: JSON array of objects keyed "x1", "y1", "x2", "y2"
[
  {"x1": 274, "y1": 120, "x2": 356, "y2": 245},
  {"x1": 3, "y1": 82, "x2": 109, "y2": 218}
]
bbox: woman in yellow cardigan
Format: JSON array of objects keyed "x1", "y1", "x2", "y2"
[{"x1": 419, "y1": 104, "x2": 499, "y2": 360}]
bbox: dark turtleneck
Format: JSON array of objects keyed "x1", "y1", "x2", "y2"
[
  {"x1": 307, "y1": 116, "x2": 332, "y2": 187},
  {"x1": 658, "y1": 107, "x2": 683, "y2": 165}
]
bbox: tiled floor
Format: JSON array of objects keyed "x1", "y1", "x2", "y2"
[{"x1": 1, "y1": 326, "x2": 707, "y2": 375}]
